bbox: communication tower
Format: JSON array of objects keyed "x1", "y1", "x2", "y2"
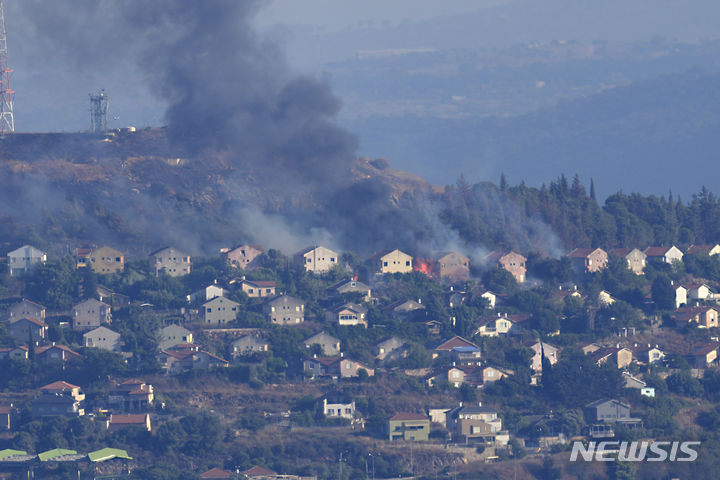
[
  {"x1": 0, "y1": 0, "x2": 15, "y2": 135},
  {"x1": 89, "y1": 89, "x2": 109, "y2": 133}
]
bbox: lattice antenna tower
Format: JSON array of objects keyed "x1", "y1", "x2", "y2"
[
  {"x1": 89, "y1": 89, "x2": 108, "y2": 133},
  {"x1": 0, "y1": 0, "x2": 15, "y2": 135}
]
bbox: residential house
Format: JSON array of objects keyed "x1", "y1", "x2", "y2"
[
  {"x1": 567, "y1": 248, "x2": 608, "y2": 273},
  {"x1": 158, "y1": 347, "x2": 229, "y2": 374},
  {"x1": 623, "y1": 372, "x2": 647, "y2": 390},
  {"x1": 688, "y1": 343, "x2": 719, "y2": 368},
  {"x1": 673, "y1": 284, "x2": 688, "y2": 309},
  {"x1": 475, "y1": 290, "x2": 496, "y2": 309},
  {"x1": 96, "y1": 285, "x2": 130, "y2": 308},
  {"x1": 484, "y1": 251, "x2": 527, "y2": 283},
  {"x1": 388, "y1": 413, "x2": 430, "y2": 441},
  {"x1": 295, "y1": 245, "x2": 339, "y2": 273},
  {"x1": 0, "y1": 346, "x2": 29, "y2": 360},
  {"x1": 264, "y1": 295, "x2": 304, "y2": 325},
  {"x1": 474, "y1": 313, "x2": 520, "y2": 337},
  {"x1": 598, "y1": 290, "x2": 616, "y2": 306},
  {"x1": 644, "y1": 245, "x2": 684, "y2": 264},
  {"x1": 375, "y1": 337, "x2": 405, "y2": 361},
  {"x1": 325, "y1": 303, "x2": 368, "y2": 327},
  {"x1": 158, "y1": 324, "x2": 193, "y2": 351},
  {"x1": 83, "y1": 326, "x2": 121, "y2": 352},
  {"x1": 230, "y1": 334, "x2": 268, "y2": 358},
  {"x1": 303, "y1": 332, "x2": 340, "y2": 356},
  {"x1": 243, "y1": 466, "x2": 280, "y2": 479},
  {"x1": 436, "y1": 252, "x2": 470, "y2": 283},
  {"x1": 322, "y1": 393, "x2": 355, "y2": 420},
  {"x1": 223, "y1": 244, "x2": 263, "y2": 270},
  {"x1": 106, "y1": 414, "x2": 151, "y2": 433},
  {"x1": 72, "y1": 298, "x2": 112, "y2": 331},
  {"x1": 240, "y1": 280, "x2": 277, "y2": 298},
  {"x1": 631, "y1": 344, "x2": 665, "y2": 365},
  {"x1": 303, "y1": 356, "x2": 374, "y2": 379},
  {"x1": 203, "y1": 296, "x2": 239, "y2": 325},
  {"x1": 373, "y1": 249, "x2": 413, "y2": 274},
  {"x1": 327, "y1": 279, "x2": 371, "y2": 302},
  {"x1": 108, "y1": 379, "x2": 154, "y2": 411},
  {"x1": 187, "y1": 284, "x2": 225, "y2": 304},
  {"x1": 32, "y1": 381, "x2": 85, "y2": 418},
  {"x1": 381, "y1": 299, "x2": 425, "y2": 320},
  {"x1": 35, "y1": 345, "x2": 82, "y2": 365},
  {"x1": 450, "y1": 405, "x2": 507, "y2": 445},
  {"x1": 685, "y1": 282, "x2": 714, "y2": 301},
  {"x1": 524, "y1": 340, "x2": 559, "y2": 373},
  {"x1": 584, "y1": 399, "x2": 638, "y2": 425},
  {"x1": 686, "y1": 244, "x2": 720, "y2": 257},
  {"x1": 7, "y1": 299, "x2": 46, "y2": 323},
  {"x1": 150, "y1": 246, "x2": 191, "y2": 277},
  {"x1": 479, "y1": 365, "x2": 512, "y2": 385},
  {"x1": 7, "y1": 245, "x2": 46, "y2": 276},
  {"x1": 339, "y1": 358, "x2": 374, "y2": 378},
  {"x1": 7, "y1": 317, "x2": 47, "y2": 343},
  {"x1": 85, "y1": 246, "x2": 124, "y2": 274},
  {"x1": 201, "y1": 468, "x2": 233, "y2": 480},
  {"x1": 609, "y1": 248, "x2": 647, "y2": 275},
  {"x1": 590, "y1": 346, "x2": 633, "y2": 369},
  {"x1": 0, "y1": 405, "x2": 14, "y2": 430},
  {"x1": 434, "y1": 336, "x2": 482, "y2": 364},
  {"x1": 674, "y1": 306, "x2": 719, "y2": 328},
  {"x1": 303, "y1": 356, "x2": 341, "y2": 378}
]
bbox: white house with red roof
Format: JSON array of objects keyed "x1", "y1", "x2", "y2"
[{"x1": 644, "y1": 245, "x2": 684, "y2": 264}]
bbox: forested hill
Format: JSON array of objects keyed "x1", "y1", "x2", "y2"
[
  {"x1": 0, "y1": 128, "x2": 718, "y2": 257},
  {"x1": 437, "y1": 174, "x2": 720, "y2": 255}
]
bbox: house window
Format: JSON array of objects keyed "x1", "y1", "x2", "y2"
[
  {"x1": 406, "y1": 261, "x2": 410, "y2": 266},
  {"x1": 383, "y1": 261, "x2": 388, "y2": 267}
]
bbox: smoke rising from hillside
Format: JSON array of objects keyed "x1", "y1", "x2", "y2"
[{"x1": 16, "y1": 0, "x2": 357, "y2": 187}]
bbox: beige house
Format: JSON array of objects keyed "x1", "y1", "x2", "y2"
[
  {"x1": 8, "y1": 317, "x2": 47, "y2": 343},
  {"x1": 484, "y1": 251, "x2": 527, "y2": 283},
  {"x1": 240, "y1": 280, "x2": 277, "y2": 298},
  {"x1": 107, "y1": 414, "x2": 151, "y2": 433},
  {"x1": 325, "y1": 303, "x2": 368, "y2": 327},
  {"x1": 452, "y1": 406, "x2": 507, "y2": 445},
  {"x1": 524, "y1": 340, "x2": 559, "y2": 372},
  {"x1": 230, "y1": 334, "x2": 268, "y2": 357},
  {"x1": 474, "y1": 313, "x2": 519, "y2": 337},
  {"x1": 33, "y1": 381, "x2": 85, "y2": 418},
  {"x1": 223, "y1": 244, "x2": 263, "y2": 269},
  {"x1": 590, "y1": 346, "x2": 633, "y2": 369},
  {"x1": 327, "y1": 279, "x2": 372, "y2": 302},
  {"x1": 689, "y1": 344, "x2": 719, "y2": 368},
  {"x1": 158, "y1": 324, "x2": 193, "y2": 351},
  {"x1": 202, "y1": 296, "x2": 240, "y2": 325},
  {"x1": 374, "y1": 249, "x2": 413, "y2": 274},
  {"x1": 295, "y1": 245, "x2": 339, "y2": 273},
  {"x1": 86, "y1": 246, "x2": 125, "y2": 274},
  {"x1": 674, "y1": 306, "x2": 719, "y2": 328},
  {"x1": 7, "y1": 245, "x2": 47, "y2": 276},
  {"x1": 632, "y1": 345, "x2": 665, "y2": 365},
  {"x1": 303, "y1": 332, "x2": 340, "y2": 356},
  {"x1": 150, "y1": 246, "x2": 191, "y2": 277},
  {"x1": 685, "y1": 282, "x2": 714, "y2": 301},
  {"x1": 264, "y1": 295, "x2": 304, "y2": 325},
  {"x1": 436, "y1": 252, "x2": 470, "y2": 283},
  {"x1": 7, "y1": 299, "x2": 46, "y2": 323},
  {"x1": 568, "y1": 248, "x2": 608, "y2": 273},
  {"x1": 72, "y1": 299, "x2": 112, "y2": 331},
  {"x1": 187, "y1": 284, "x2": 225, "y2": 304},
  {"x1": 610, "y1": 248, "x2": 647, "y2": 275},
  {"x1": 83, "y1": 326, "x2": 121, "y2": 351},
  {"x1": 645, "y1": 245, "x2": 684, "y2": 264},
  {"x1": 673, "y1": 284, "x2": 688, "y2": 309}
]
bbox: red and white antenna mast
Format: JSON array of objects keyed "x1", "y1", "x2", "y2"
[{"x1": 0, "y1": 0, "x2": 14, "y2": 135}]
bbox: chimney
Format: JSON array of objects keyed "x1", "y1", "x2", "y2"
[
  {"x1": 418, "y1": 298, "x2": 422, "y2": 304},
  {"x1": 459, "y1": 402, "x2": 463, "y2": 407},
  {"x1": 313, "y1": 354, "x2": 317, "y2": 358},
  {"x1": 340, "y1": 352, "x2": 344, "y2": 357},
  {"x1": 452, "y1": 362, "x2": 456, "y2": 367},
  {"x1": 241, "y1": 275, "x2": 246, "y2": 281}
]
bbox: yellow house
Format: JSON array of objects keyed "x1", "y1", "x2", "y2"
[
  {"x1": 375, "y1": 249, "x2": 413, "y2": 274},
  {"x1": 87, "y1": 246, "x2": 125, "y2": 274}
]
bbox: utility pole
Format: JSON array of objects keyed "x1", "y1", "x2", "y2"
[{"x1": 0, "y1": 0, "x2": 15, "y2": 134}]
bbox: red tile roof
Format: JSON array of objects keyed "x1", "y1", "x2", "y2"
[
  {"x1": 434, "y1": 336, "x2": 479, "y2": 351},
  {"x1": 109, "y1": 414, "x2": 148, "y2": 425},
  {"x1": 41, "y1": 381, "x2": 80, "y2": 390},
  {"x1": 200, "y1": 467, "x2": 233, "y2": 479},
  {"x1": 244, "y1": 465, "x2": 278, "y2": 476},
  {"x1": 686, "y1": 244, "x2": 718, "y2": 255},
  {"x1": 644, "y1": 246, "x2": 673, "y2": 256},
  {"x1": 567, "y1": 247, "x2": 601, "y2": 258}
]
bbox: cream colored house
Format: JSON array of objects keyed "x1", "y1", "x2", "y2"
[
  {"x1": 150, "y1": 247, "x2": 191, "y2": 277},
  {"x1": 295, "y1": 245, "x2": 339, "y2": 273},
  {"x1": 437, "y1": 252, "x2": 470, "y2": 283},
  {"x1": 158, "y1": 324, "x2": 193, "y2": 351},
  {"x1": 374, "y1": 249, "x2": 413, "y2": 274},
  {"x1": 484, "y1": 251, "x2": 527, "y2": 283},
  {"x1": 223, "y1": 244, "x2": 263, "y2": 269},
  {"x1": 72, "y1": 299, "x2": 111, "y2": 331},
  {"x1": 86, "y1": 246, "x2": 125, "y2": 274},
  {"x1": 83, "y1": 326, "x2": 122, "y2": 352},
  {"x1": 645, "y1": 245, "x2": 684, "y2": 264},
  {"x1": 202, "y1": 296, "x2": 240, "y2": 325},
  {"x1": 610, "y1": 248, "x2": 646, "y2": 275},
  {"x1": 7, "y1": 245, "x2": 47, "y2": 276}
]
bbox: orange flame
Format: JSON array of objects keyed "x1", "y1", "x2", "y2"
[{"x1": 414, "y1": 258, "x2": 434, "y2": 277}]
